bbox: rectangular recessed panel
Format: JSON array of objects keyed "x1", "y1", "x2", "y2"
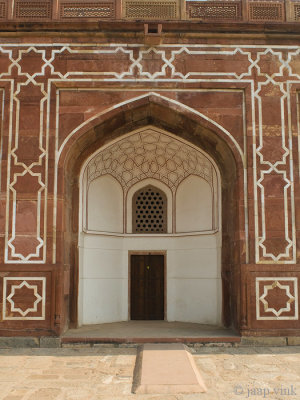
[
  {"x1": 16, "y1": 1, "x2": 51, "y2": 19},
  {"x1": 125, "y1": 1, "x2": 177, "y2": 19},
  {"x1": 187, "y1": 1, "x2": 242, "y2": 20},
  {"x1": 60, "y1": 3, "x2": 115, "y2": 18}
]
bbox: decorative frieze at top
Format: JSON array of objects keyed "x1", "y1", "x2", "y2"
[{"x1": 1, "y1": 0, "x2": 300, "y2": 24}]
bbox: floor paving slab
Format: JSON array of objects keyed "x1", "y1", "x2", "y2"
[{"x1": 0, "y1": 346, "x2": 299, "y2": 400}]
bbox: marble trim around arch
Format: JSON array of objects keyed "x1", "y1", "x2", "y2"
[{"x1": 2, "y1": 43, "x2": 298, "y2": 264}]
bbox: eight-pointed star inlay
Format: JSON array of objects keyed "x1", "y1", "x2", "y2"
[
  {"x1": 259, "y1": 281, "x2": 295, "y2": 317},
  {"x1": 7, "y1": 280, "x2": 43, "y2": 317}
]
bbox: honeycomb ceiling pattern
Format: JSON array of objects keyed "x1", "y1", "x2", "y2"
[{"x1": 86, "y1": 129, "x2": 214, "y2": 192}]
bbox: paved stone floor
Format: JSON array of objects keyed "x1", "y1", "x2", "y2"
[{"x1": 0, "y1": 346, "x2": 299, "y2": 400}]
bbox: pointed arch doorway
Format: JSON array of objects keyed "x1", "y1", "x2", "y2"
[{"x1": 59, "y1": 93, "x2": 244, "y2": 333}]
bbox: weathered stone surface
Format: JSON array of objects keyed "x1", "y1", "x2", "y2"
[
  {"x1": 0, "y1": 337, "x2": 39, "y2": 348},
  {"x1": 0, "y1": 346, "x2": 299, "y2": 399},
  {"x1": 241, "y1": 337, "x2": 287, "y2": 347},
  {"x1": 39, "y1": 337, "x2": 61, "y2": 348},
  {"x1": 288, "y1": 337, "x2": 300, "y2": 346},
  {"x1": 61, "y1": 343, "x2": 91, "y2": 348}
]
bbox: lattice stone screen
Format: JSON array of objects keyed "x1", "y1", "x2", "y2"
[
  {"x1": 0, "y1": 2, "x2": 6, "y2": 18},
  {"x1": 15, "y1": 1, "x2": 52, "y2": 19},
  {"x1": 133, "y1": 186, "x2": 167, "y2": 234},
  {"x1": 60, "y1": 2, "x2": 115, "y2": 18},
  {"x1": 124, "y1": 0, "x2": 179, "y2": 19},
  {"x1": 187, "y1": 1, "x2": 242, "y2": 20},
  {"x1": 292, "y1": 2, "x2": 300, "y2": 20},
  {"x1": 248, "y1": 1, "x2": 284, "y2": 21}
]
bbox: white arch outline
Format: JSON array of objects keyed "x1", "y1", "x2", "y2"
[
  {"x1": 57, "y1": 92, "x2": 245, "y2": 165},
  {"x1": 54, "y1": 94, "x2": 248, "y2": 264}
]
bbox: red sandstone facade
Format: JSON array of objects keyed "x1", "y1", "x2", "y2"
[{"x1": 0, "y1": 0, "x2": 300, "y2": 338}]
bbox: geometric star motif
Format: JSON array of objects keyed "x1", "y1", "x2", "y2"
[
  {"x1": 87, "y1": 129, "x2": 215, "y2": 194},
  {"x1": 7, "y1": 281, "x2": 42, "y2": 317},
  {"x1": 259, "y1": 281, "x2": 295, "y2": 317}
]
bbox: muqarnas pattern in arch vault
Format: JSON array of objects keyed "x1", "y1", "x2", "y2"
[
  {"x1": 83, "y1": 127, "x2": 219, "y2": 233},
  {"x1": 86, "y1": 129, "x2": 216, "y2": 192}
]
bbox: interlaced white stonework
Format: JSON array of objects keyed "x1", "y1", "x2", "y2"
[
  {"x1": 86, "y1": 129, "x2": 215, "y2": 193},
  {"x1": 1, "y1": 42, "x2": 299, "y2": 264}
]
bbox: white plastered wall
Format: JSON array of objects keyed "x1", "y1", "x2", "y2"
[
  {"x1": 78, "y1": 126, "x2": 222, "y2": 326},
  {"x1": 176, "y1": 175, "x2": 213, "y2": 232},
  {"x1": 87, "y1": 175, "x2": 123, "y2": 233}
]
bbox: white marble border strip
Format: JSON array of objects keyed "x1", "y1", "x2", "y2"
[{"x1": 0, "y1": 43, "x2": 297, "y2": 264}]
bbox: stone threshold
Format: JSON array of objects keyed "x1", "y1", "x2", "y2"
[
  {"x1": 1, "y1": 336, "x2": 300, "y2": 348},
  {"x1": 61, "y1": 336, "x2": 241, "y2": 345}
]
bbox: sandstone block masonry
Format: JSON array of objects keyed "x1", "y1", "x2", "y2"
[{"x1": 0, "y1": 5, "x2": 299, "y2": 338}]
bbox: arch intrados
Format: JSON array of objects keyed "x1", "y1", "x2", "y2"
[{"x1": 61, "y1": 97, "x2": 241, "y2": 329}]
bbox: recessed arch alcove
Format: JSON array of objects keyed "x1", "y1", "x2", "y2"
[{"x1": 57, "y1": 94, "x2": 245, "y2": 333}]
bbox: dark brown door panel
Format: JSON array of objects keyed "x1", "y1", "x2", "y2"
[{"x1": 130, "y1": 254, "x2": 164, "y2": 320}]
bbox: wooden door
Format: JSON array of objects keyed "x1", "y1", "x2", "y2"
[{"x1": 130, "y1": 254, "x2": 164, "y2": 320}]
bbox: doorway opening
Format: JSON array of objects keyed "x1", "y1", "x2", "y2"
[{"x1": 130, "y1": 253, "x2": 165, "y2": 320}]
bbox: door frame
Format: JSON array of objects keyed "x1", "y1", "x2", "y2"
[{"x1": 128, "y1": 250, "x2": 167, "y2": 321}]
